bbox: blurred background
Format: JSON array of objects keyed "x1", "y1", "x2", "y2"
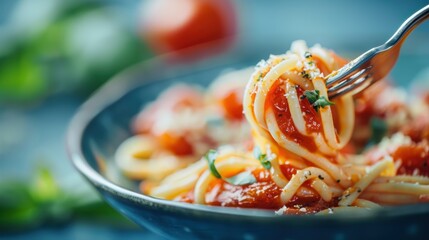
[{"x1": 0, "y1": 0, "x2": 428, "y2": 239}]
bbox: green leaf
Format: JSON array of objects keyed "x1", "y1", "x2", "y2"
[
  {"x1": 31, "y1": 166, "x2": 60, "y2": 202},
  {"x1": 0, "y1": 182, "x2": 41, "y2": 229},
  {"x1": 204, "y1": 149, "x2": 221, "y2": 178},
  {"x1": 225, "y1": 171, "x2": 257, "y2": 186},
  {"x1": 302, "y1": 90, "x2": 334, "y2": 111},
  {"x1": 205, "y1": 149, "x2": 257, "y2": 186},
  {"x1": 253, "y1": 146, "x2": 271, "y2": 169},
  {"x1": 365, "y1": 117, "x2": 388, "y2": 149}
]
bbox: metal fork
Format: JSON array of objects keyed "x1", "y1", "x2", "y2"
[{"x1": 327, "y1": 5, "x2": 429, "y2": 99}]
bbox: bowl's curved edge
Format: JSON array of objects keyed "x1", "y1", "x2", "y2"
[{"x1": 65, "y1": 55, "x2": 283, "y2": 219}]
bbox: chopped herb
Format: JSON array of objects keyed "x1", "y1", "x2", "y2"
[
  {"x1": 365, "y1": 117, "x2": 388, "y2": 148},
  {"x1": 318, "y1": 175, "x2": 324, "y2": 180},
  {"x1": 304, "y1": 51, "x2": 312, "y2": 58},
  {"x1": 308, "y1": 61, "x2": 314, "y2": 65},
  {"x1": 253, "y1": 146, "x2": 271, "y2": 169},
  {"x1": 301, "y1": 71, "x2": 311, "y2": 79},
  {"x1": 225, "y1": 171, "x2": 257, "y2": 186},
  {"x1": 204, "y1": 149, "x2": 221, "y2": 179},
  {"x1": 205, "y1": 150, "x2": 257, "y2": 185},
  {"x1": 302, "y1": 90, "x2": 334, "y2": 112}
]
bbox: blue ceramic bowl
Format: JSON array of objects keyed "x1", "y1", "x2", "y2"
[{"x1": 67, "y1": 55, "x2": 429, "y2": 240}]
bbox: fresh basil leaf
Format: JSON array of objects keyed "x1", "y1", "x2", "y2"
[
  {"x1": 204, "y1": 149, "x2": 221, "y2": 179},
  {"x1": 302, "y1": 90, "x2": 334, "y2": 111},
  {"x1": 253, "y1": 146, "x2": 271, "y2": 170},
  {"x1": 225, "y1": 171, "x2": 257, "y2": 186},
  {"x1": 365, "y1": 117, "x2": 388, "y2": 149},
  {"x1": 313, "y1": 96, "x2": 334, "y2": 110},
  {"x1": 303, "y1": 90, "x2": 320, "y2": 103}
]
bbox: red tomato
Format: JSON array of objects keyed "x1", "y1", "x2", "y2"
[
  {"x1": 217, "y1": 87, "x2": 244, "y2": 121},
  {"x1": 139, "y1": 0, "x2": 236, "y2": 55},
  {"x1": 205, "y1": 169, "x2": 283, "y2": 209},
  {"x1": 133, "y1": 85, "x2": 203, "y2": 134},
  {"x1": 391, "y1": 143, "x2": 429, "y2": 177},
  {"x1": 401, "y1": 113, "x2": 429, "y2": 142},
  {"x1": 157, "y1": 132, "x2": 194, "y2": 156}
]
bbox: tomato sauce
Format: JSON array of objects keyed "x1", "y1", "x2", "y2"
[
  {"x1": 401, "y1": 113, "x2": 429, "y2": 142},
  {"x1": 206, "y1": 169, "x2": 283, "y2": 209},
  {"x1": 265, "y1": 81, "x2": 321, "y2": 152},
  {"x1": 391, "y1": 143, "x2": 429, "y2": 177},
  {"x1": 197, "y1": 167, "x2": 337, "y2": 214},
  {"x1": 157, "y1": 132, "x2": 194, "y2": 156},
  {"x1": 218, "y1": 87, "x2": 244, "y2": 121},
  {"x1": 312, "y1": 56, "x2": 331, "y2": 76}
]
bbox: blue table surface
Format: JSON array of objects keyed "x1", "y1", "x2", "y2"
[{"x1": 0, "y1": 95, "x2": 167, "y2": 240}]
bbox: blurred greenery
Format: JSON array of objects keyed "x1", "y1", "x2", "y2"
[
  {"x1": 0, "y1": 166, "x2": 135, "y2": 231},
  {"x1": 0, "y1": 0, "x2": 152, "y2": 104}
]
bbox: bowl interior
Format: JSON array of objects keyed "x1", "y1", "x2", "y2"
[{"x1": 80, "y1": 58, "x2": 254, "y2": 192}]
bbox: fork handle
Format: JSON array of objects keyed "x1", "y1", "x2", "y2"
[{"x1": 386, "y1": 5, "x2": 429, "y2": 46}]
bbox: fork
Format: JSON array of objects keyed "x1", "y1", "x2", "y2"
[{"x1": 326, "y1": 5, "x2": 429, "y2": 99}]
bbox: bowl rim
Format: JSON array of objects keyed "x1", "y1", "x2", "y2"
[{"x1": 66, "y1": 55, "x2": 429, "y2": 222}]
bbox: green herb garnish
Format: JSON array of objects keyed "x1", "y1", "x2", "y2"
[
  {"x1": 253, "y1": 146, "x2": 272, "y2": 169},
  {"x1": 302, "y1": 90, "x2": 334, "y2": 112},
  {"x1": 365, "y1": 117, "x2": 388, "y2": 148},
  {"x1": 301, "y1": 71, "x2": 311, "y2": 79},
  {"x1": 225, "y1": 171, "x2": 257, "y2": 186},
  {"x1": 304, "y1": 51, "x2": 312, "y2": 58},
  {"x1": 205, "y1": 149, "x2": 221, "y2": 179},
  {"x1": 204, "y1": 150, "x2": 258, "y2": 185}
]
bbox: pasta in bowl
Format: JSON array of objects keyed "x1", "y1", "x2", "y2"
[
  {"x1": 68, "y1": 40, "x2": 429, "y2": 239},
  {"x1": 118, "y1": 40, "x2": 429, "y2": 214}
]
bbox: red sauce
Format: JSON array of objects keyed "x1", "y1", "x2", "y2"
[
  {"x1": 312, "y1": 56, "x2": 331, "y2": 76},
  {"x1": 133, "y1": 86, "x2": 203, "y2": 134},
  {"x1": 199, "y1": 167, "x2": 338, "y2": 214},
  {"x1": 401, "y1": 113, "x2": 429, "y2": 142},
  {"x1": 218, "y1": 87, "x2": 244, "y2": 121},
  {"x1": 206, "y1": 169, "x2": 283, "y2": 209},
  {"x1": 391, "y1": 143, "x2": 429, "y2": 177},
  {"x1": 157, "y1": 132, "x2": 194, "y2": 156},
  {"x1": 174, "y1": 190, "x2": 195, "y2": 203},
  {"x1": 265, "y1": 81, "x2": 321, "y2": 152}
]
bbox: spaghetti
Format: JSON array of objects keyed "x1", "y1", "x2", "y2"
[{"x1": 118, "y1": 40, "x2": 429, "y2": 214}]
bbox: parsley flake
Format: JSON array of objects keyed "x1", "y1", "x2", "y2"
[
  {"x1": 302, "y1": 90, "x2": 334, "y2": 112},
  {"x1": 225, "y1": 171, "x2": 257, "y2": 186},
  {"x1": 366, "y1": 117, "x2": 388, "y2": 148},
  {"x1": 304, "y1": 51, "x2": 312, "y2": 58},
  {"x1": 204, "y1": 150, "x2": 257, "y2": 186},
  {"x1": 253, "y1": 146, "x2": 272, "y2": 169},
  {"x1": 300, "y1": 71, "x2": 311, "y2": 79},
  {"x1": 205, "y1": 149, "x2": 221, "y2": 179}
]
